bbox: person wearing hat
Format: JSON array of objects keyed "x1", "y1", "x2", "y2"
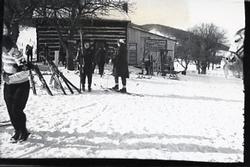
[
  {"x1": 112, "y1": 39, "x2": 129, "y2": 93},
  {"x1": 81, "y1": 42, "x2": 95, "y2": 92}
]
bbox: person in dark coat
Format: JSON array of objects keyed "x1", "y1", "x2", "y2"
[
  {"x1": 81, "y1": 42, "x2": 94, "y2": 92},
  {"x1": 144, "y1": 57, "x2": 150, "y2": 75},
  {"x1": 25, "y1": 44, "x2": 33, "y2": 63},
  {"x1": 93, "y1": 45, "x2": 106, "y2": 76},
  {"x1": 112, "y1": 39, "x2": 129, "y2": 93},
  {"x1": 97, "y1": 46, "x2": 106, "y2": 77}
]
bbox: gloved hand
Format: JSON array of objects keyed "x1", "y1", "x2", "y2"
[{"x1": 26, "y1": 62, "x2": 34, "y2": 69}]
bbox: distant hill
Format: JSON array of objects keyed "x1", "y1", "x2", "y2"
[
  {"x1": 138, "y1": 24, "x2": 229, "y2": 51},
  {"x1": 141, "y1": 24, "x2": 190, "y2": 40}
]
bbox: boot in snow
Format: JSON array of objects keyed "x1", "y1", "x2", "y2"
[
  {"x1": 10, "y1": 130, "x2": 20, "y2": 143},
  {"x1": 120, "y1": 88, "x2": 127, "y2": 93},
  {"x1": 112, "y1": 85, "x2": 119, "y2": 91},
  {"x1": 19, "y1": 130, "x2": 30, "y2": 142}
]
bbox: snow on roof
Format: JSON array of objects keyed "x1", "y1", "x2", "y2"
[
  {"x1": 95, "y1": 9, "x2": 130, "y2": 21},
  {"x1": 130, "y1": 25, "x2": 177, "y2": 42},
  {"x1": 33, "y1": 8, "x2": 130, "y2": 22},
  {"x1": 149, "y1": 29, "x2": 177, "y2": 41}
]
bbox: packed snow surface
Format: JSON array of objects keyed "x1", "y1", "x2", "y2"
[{"x1": 0, "y1": 65, "x2": 244, "y2": 162}]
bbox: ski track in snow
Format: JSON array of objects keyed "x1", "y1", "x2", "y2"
[{"x1": 0, "y1": 66, "x2": 244, "y2": 162}]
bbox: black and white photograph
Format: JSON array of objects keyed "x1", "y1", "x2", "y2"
[{"x1": 0, "y1": 0, "x2": 246, "y2": 164}]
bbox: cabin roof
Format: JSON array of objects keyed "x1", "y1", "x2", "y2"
[
  {"x1": 33, "y1": 8, "x2": 130, "y2": 22},
  {"x1": 129, "y1": 25, "x2": 177, "y2": 42}
]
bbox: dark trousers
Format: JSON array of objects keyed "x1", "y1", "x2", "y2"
[
  {"x1": 92, "y1": 63, "x2": 97, "y2": 74},
  {"x1": 81, "y1": 70, "x2": 92, "y2": 88},
  {"x1": 27, "y1": 53, "x2": 33, "y2": 63},
  {"x1": 4, "y1": 81, "x2": 30, "y2": 132},
  {"x1": 98, "y1": 63, "x2": 105, "y2": 76},
  {"x1": 145, "y1": 66, "x2": 149, "y2": 75},
  {"x1": 115, "y1": 76, "x2": 126, "y2": 86}
]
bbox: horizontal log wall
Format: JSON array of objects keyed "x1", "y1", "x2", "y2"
[{"x1": 36, "y1": 19, "x2": 129, "y2": 60}]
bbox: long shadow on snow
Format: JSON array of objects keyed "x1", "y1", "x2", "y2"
[
  {"x1": 103, "y1": 91, "x2": 242, "y2": 103},
  {"x1": 12, "y1": 130, "x2": 242, "y2": 158},
  {"x1": 142, "y1": 94, "x2": 242, "y2": 103},
  {"x1": 59, "y1": 83, "x2": 242, "y2": 103},
  {"x1": 50, "y1": 89, "x2": 114, "y2": 96}
]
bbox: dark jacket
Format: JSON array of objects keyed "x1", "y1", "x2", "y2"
[
  {"x1": 25, "y1": 45, "x2": 33, "y2": 56},
  {"x1": 113, "y1": 43, "x2": 129, "y2": 78},
  {"x1": 99, "y1": 48, "x2": 106, "y2": 65},
  {"x1": 94, "y1": 48, "x2": 106, "y2": 64},
  {"x1": 83, "y1": 47, "x2": 94, "y2": 73}
]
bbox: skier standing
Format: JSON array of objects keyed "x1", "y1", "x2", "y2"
[
  {"x1": 93, "y1": 45, "x2": 106, "y2": 77},
  {"x1": 25, "y1": 44, "x2": 33, "y2": 63},
  {"x1": 112, "y1": 39, "x2": 129, "y2": 93},
  {"x1": 2, "y1": 35, "x2": 31, "y2": 142},
  {"x1": 97, "y1": 46, "x2": 106, "y2": 77},
  {"x1": 81, "y1": 42, "x2": 94, "y2": 92}
]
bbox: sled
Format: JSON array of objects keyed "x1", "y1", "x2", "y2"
[
  {"x1": 136, "y1": 74, "x2": 152, "y2": 79},
  {"x1": 161, "y1": 70, "x2": 182, "y2": 80}
]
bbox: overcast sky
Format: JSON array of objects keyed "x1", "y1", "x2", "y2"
[{"x1": 128, "y1": 0, "x2": 245, "y2": 42}]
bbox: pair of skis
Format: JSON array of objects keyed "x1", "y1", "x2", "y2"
[
  {"x1": 29, "y1": 57, "x2": 80, "y2": 96},
  {"x1": 0, "y1": 120, "x2": 11, "y2": 127},
  {"x1": 45, "y1": 57, "x2": 81, "y2": 95},
  {"x1": 100, "y1": 85, "x2": 144, "y2": 97},
  {"x1": 29, "y1": 64, "x2": 53, "y2": 96}
]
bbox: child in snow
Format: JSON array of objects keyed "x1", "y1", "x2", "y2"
[{"x1": 2, "y1": 35, "x2": 31, "y2": 143}]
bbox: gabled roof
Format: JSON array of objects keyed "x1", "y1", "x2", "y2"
[
  {"x1": 95, "y1": 9, "x2": 130, "y2": 22},
  {"x1": 129, "y1": 24, "x2": 177, "y2": 42}
]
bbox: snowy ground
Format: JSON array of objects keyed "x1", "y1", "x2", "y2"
[{"x1": 0, "y1": 65, "x2": 244, "y2": 162}]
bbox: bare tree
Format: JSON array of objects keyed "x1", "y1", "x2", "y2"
[
  {"x1": 3, "y1": 0, "x2": 38, "y2": 42},
  {"x1": 3, "y1": 0, "x2": 132, "y2": 70},
  {"x1": 33, "y1": 0, "x2": 131, "y2": 69},
  {"x1": 175, "y1": 32, "x2": 196, "y2": 73},
  {"x1": 190, "y1": 23, "x2": 228, "y2": 74}
]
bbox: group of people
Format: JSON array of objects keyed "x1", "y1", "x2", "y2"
[
  {"x1": 1, "y1": 28, "x2": 129, "y2": 142},
  {"x1": 75, "y1": 39, "x2": 129, "y2": 93}
]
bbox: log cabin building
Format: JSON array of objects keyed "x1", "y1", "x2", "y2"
[
  {"x1": 34, "y1": 12, "x2": 176, "y2": 74},
  {"x1": 34, "y1": 12, "x2": 130, "y2": 64}
]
